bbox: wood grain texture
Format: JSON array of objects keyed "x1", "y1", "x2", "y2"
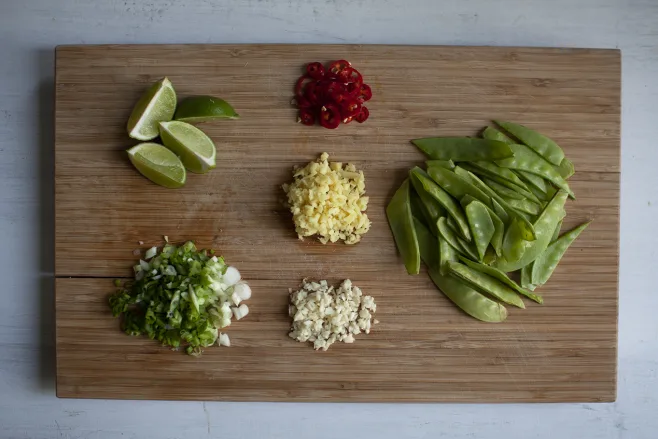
[{"x1": 54, "y1": 44, "x2": 620, "y2": 402}]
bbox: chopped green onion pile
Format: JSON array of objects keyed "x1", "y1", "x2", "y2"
[{"x1": 109, "y1": 241, "x2": 251, "y2": 355}]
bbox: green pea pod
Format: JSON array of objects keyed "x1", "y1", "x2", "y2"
[
  {"x1": 482, "y1": 126, "x2": 514, "y2": 143},
  {"x1": 515, "y1": 170, "x2": 548, "y2": 194},
  {"x1": 459, "y1": 256, "x2": 543, "y2": 304},
  {"x1": 461, "y1": 195, "x2": 504, "y2": 257},
  {"x1": 438, "y1": 217, "x2": 479, "y2": 261},
  {"x1": 481, "y1": 175, "x2": 539, "y2": 203},
  {"x1": 447, "y1": 261, "x2": 525, "y2": 309},
  {"x1": 506, "y1": 198, "x2": 542, "y2": 216},
  {"x1": 494, "y1": 191, "x2": 569, "y2": 272},
  {"x1": 452, "y1": 165, "x2": 472, "y2": 180},
  {"x1": 428, "y1": 267, "x2": 508, "y2": 322},
  {"x1": 465, "y1": 171, "x2": 536, "y2": 240},
  {"x1": 410, "y1": 167, "x2": 471, "y2": 241},
  {"x1": 413, "y1": 216, "x2": 440, "y2": 270},
  {"x1": 495, "y1": 143, "x2": 575, "y2": 198},
  {"x1": 465, "y1": 201, "x2": 495, "y2": 261},
  {"x1": 502, "y1": 217, "x2": 527, "y2": 263},
  {"x1": 417, "y1": 217, "x2": 507, "y2": 322},
  {"x1": 531, "y1": 221, "x2": 591, "y2": 286},
  {"x1": 491, "y1": 198, "x2": 510, "y2": 224},
  {"x1": 557, "y1": 158, "x2": 575, "y2": 179},
  {"x1": 494, "y1": 120, "x2": 565, "y2": 166},
  {"x1": 412, "y1": 137, "x2": 514, "y2": 161},
  {"x1": 550, "y1": 218, "x2": 564, "y2": 243},
  {"x1": 410, "y1": 188, "x2": 430, "y2": 228},
  {"x1": 439, "y1": 234, "x2": 457, "y2": 275},
  {"x1": 410, "y1": 174, "x2": 446, "y2": 236},
  {"x1": 426, "y1": 159, "x2": 455, "y2": 170},
  {"x1": 520, "y1": 263, "x2": 537, "y2": 291},
  {"x1": 428, "y1": 166, "x2": 492, "y2": 208},
  {"x1": 462, "y1": 161, "x2": 530, "y2": 192},
  {"x1": 386, "y1": 179, "x2": 420, "y2": 275}
]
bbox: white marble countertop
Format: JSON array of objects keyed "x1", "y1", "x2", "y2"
[{"x1": 1, "y1": 1, "x2": 656, "y2": 438}]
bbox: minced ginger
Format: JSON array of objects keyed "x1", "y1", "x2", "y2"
[{"x1": 282, "y1": 153, "x2": 371, "y2": 244}]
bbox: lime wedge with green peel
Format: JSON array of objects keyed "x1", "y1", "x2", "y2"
[
  {"x1": 174, "y1": 96, "x2": 239, "y2": 123},
  {"x1": 159, "y1": 121, "x2": 217, "y2": 174},
  {"x1": 127, "y1": 143, "x2": 186, "y2": 188},
  {"x1": 127, "y1": 78, "x2": 177, "y2": 141}
]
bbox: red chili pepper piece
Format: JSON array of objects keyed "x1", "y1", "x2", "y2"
[
  {"x1": 304, "y1": 81, "x2": 322, "y2": 105},
  {"x1": 340, "y1": 99, "x2": 362, "y2": 118},
  {"x1": 306, "y1": 62, "x2": 325, "y2": 80},
  {"x1": 295, "y1": 75, "x2": 313, "y2": 97},
  {"x1": 345, "y1": 81, "x2": 361, "y2": 97},
  {"x1": 294, "y1": 95, "x2": 312, "y2": 108},
  {"x1": 328, "y1": 59, "x2": 351, "y2": 76},
  {"x1": 343, "y1": 116, "x2": 354, "y2": 124},
  {"x1": 338, "y1": 67, "x2": 363, "y2": 87},
  {"x1": 319, "y1": 104, "x2": 341, "y2": 129},
  {"x1": 298, "y1": 108, "x2": 315, "y2": 126},
  {"x1": 358, "y1": 83, "x2": 372, "y2": 102},
  {"x1": 355, "y1": 106, "x2": 369, "y2": 123}
]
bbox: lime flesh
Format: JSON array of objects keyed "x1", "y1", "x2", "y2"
[
  {"x1": 127, "y1": 78, "x2": 177, "y2": 141},
  {"x1": 127, "y1": 143, "x2": 186, "y2": 188},
  {"x1": 159, "y1": 121, "x2": 217, "y2": 174},
  {"x1": 174, "y1": 95, "x2": 239, "y2": 123}
]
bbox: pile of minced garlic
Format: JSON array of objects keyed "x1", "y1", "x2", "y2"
[
  {"x1": 288, "y1": 279, "x2": 378, "y2": 351},
  {"x1": 282, "y1": 153, "x2": 371, "y2": 244}
]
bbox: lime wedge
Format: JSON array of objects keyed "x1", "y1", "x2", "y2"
[
  {"x1": 127, "y1": 143, "x2": 186, "y2": 188},
  {"x1": 159, "y1": 121, "x2": 217, "y2": 174},
  {"x1": 127, "y1": 78, "x2": 177, "y2": 141},
  {"x1": 174, "y1": 96, "x2": 239, "y2": 123}
]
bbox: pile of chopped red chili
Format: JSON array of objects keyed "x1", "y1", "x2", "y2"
[{"x1": 294, "y1": 60, "x2": 371, "y2": 129}]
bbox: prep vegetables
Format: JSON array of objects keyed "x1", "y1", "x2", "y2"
[
  {"x1": 387, "y1": 121, "x2": 590, "y2": 322},
  {"x1": 293, "y1": 60, "x2": 371, "y2": 128},
  {"x1": 126, "y1": 78, "x2": 238, "y2": 188},
  {"x1": 288, "y1": 279, "x2": 378, "y2": 350},
  {"x1": 109, "y1": 241, "x2": 251, "y2": 356},
  {"x1": 282, "y1": 153, "x2": 371, "y2": 244}
]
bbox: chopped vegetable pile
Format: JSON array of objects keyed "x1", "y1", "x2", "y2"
[
  {"x1": 109, "y1": 241, "x2": 251, "y2": 355},
  {"x1": 293, "y1": 60, "x2": 371, "y2": 128},
  {"x1": 283, "y1": 152, "x2": 371, "y2": 244},
  {"x1": 387, "y1": 121, "x2": 590, "y2": 322},
  {"x1": 288, "y1": 279, "x2": 378, "y2": 350}
]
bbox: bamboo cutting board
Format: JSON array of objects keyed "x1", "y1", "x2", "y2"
[{"x1": 55, "y1": 45, "x2": 620, "y2": 402}]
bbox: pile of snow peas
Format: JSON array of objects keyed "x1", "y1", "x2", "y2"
[{"x1": 386, "y1": 121, "x2": 590, "y2": 322}]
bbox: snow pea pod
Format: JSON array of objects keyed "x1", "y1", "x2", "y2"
[
  {"x1": 426, "y1": 159, "x2": 455, "y2": 170},
  {"x1": 491, "y1": 198, "x2": 510, "y2": 224},
  {"x1": 447, "y1": 261, "x2": 525, "y2": 309},
  {"x1": 428, "y1": 165, "x2": 492, "y2": 208},
  {"x1": 557, "y1": 158, "x2": 575, "y2": 179},
  {"x1": 410, "y1": 175, "x2": 445, "y2": 236},
  {"x1": 428, "y1": 266, "x2": 508, "y2": 322},
  {"x1": 412, "y1": 137, "x2": 514, "y2": 161},
  {"x1": 386, "y1": 179, "x2": 420, "y2": 275},
  {"x1": 463, "y1": 161, "x2": 530, "y2": 192},
  {"x1": 502, "y1": 217, "x2": 527, "y2": 263},
  {"x1": 495, "y1": 143, "x2": 575, "y2": 198},
  {"x1": 439, "y1": 234, "x2": 457, "y2": 275},
  {"x1": 515, "y1": 170, "x2": 548, "y2": 194},
  {"x1": 493, "y1": 190, "x2": 569, "y2": 272},
  {"x1": 520, "y1": 263, "x2": 536, "y2": 291},
  {"x1": 465, "y1": 200, "x2": 495, "y2": 261},
  {"x1": 506, "y1": 198, "x2": 541, "y2": 216},
  {"x1": 495, "y1": 120, "x2": 565, "y2": 166},
  {"x1": 438, "y1": 217, "x2": 479, "y2": 261},
  {"x1": 531, "y1": 221, "x2": 591, "y2": 286},
  {"x1": 464, "y1": 171, "x2": 536, "y2": 240},
  {"x1": 459, "y1": 256, "x2": 543, "y2": 304},
  {"x1": 410, "y1": 167, "x2": 471, "y2": 241},
  {"x1": 550, "y1": 219, "x2": 563, "y2": 243},
  {"x1": 482, "y1": 126, "x2": 514, "y2": 143},
  {"x1": 461, "y1": 195, "x2": 504, "y2": 256},
  {"x1": 481, "y1": 175, "x2": 539, "y2": 203},
  {"x1": 416, "y1": 218, "x2": 508, "y2": 322}
]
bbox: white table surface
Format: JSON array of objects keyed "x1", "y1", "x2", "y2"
[{"x1": 1, "y1": 0, "x2": 656, "y2": 438}]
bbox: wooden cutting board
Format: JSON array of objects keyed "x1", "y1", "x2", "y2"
[{"x1": 54, "y1": 45, "x2": 620, "y2": 402}]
